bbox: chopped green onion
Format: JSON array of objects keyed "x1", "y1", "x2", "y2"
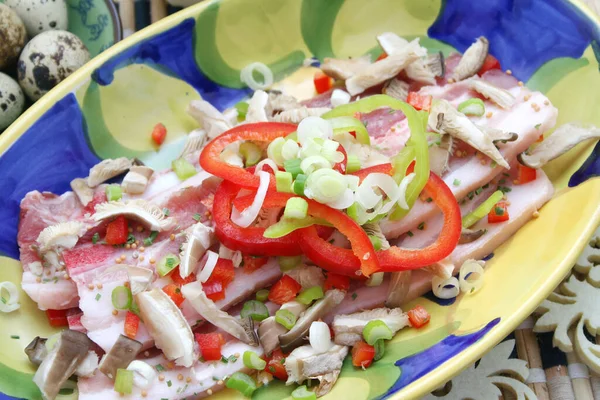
[
  {"x1": 126, "y1": 233, "x2": 136, "y2": 245},
  {"x1": 346, "y1": 154, "x2": 362, "y2": 173},
  {"x1": 457, "y1": 98, "x2": 485, "y2": 116},
  {"x1": 114, "y1": 368, "x2": 134, "y2": 394},
  {"x1": 275, "y1": 309, "x2": 297, "y2": 330},
  {"x1": 351, "y1": 292, "x2": 358, "y2": 300},
  {"x1": 373, "y1": 339, "x2": 386, "y2": 361},
  {"x1": 417, "y1": 222, "x2": 425, "y2": 230},
  {"x1": 255, "y1": 289, "x2": 269, "y2": 302},
  {"x1": 111, "y1": 286, "x2": 132, "y2": 310},
  {"x1": 235, "y1": 102, "x2": 249, "y2": 121},
  {"x1": 365, "y1": 272, "x2": 384, "y2": 287},
  {"x1": 284, "y1": 198, "x2": 308, "y2": 219},
  {"x1": 368, "y1": 235, "x2": 382, "y2": 251},
  {"x1": 534, "y1": 123, "x2": 541, "y2": 129},
  {"x1": 497, "y1": 186, "x2": 512, "y2": 194},
  {"x1": 143, "y1": 231, "x2": 158, "y2": 246},
  {"x1": 92, "y1": 233, "x2": 99, "y2": 244},
  {"x1": 240, "y1": 300, "x2": 269, "y2": 321},
  {"x1": 172, "y1": 159, "x2": 197, "y2": 181},
  {"x1": 264, "y1": 216, "x2": 322, "y2": 239},
  {"x1": 293, "y1": 174, "x2": 307, "y2": 196},
  {"x1": 284, "y1": 158, "x2": 303, "y2": 178},
  {"x1": 95, "y1": 293, "x2": 101, "y2": 301},
  {"x1": 291, "y1": 385, "x2": 317, "y2": 400},
  {"x1": 495, "y1": 206, "x2": 505, "y2": 215},
  {"x1": 296, "y1": 286, "x2": 324, "y2": 305},
  {"x1": 275, "y1": 171, "x2": 293, "y2": 193},
  {"x1": 453, "y1": 179, "x2": 461, "y2": 187},
  {"x1": 407, "y1": 231, "x2": 414, "y2": 237},
  {"x1": 363, "y1": 320, "x2": 393, "y2": 345},
  {"x1": 278, "y1": 255, "x2": 302, "y2": 272},
  {"x1": 239, "y1": 142, "x2": 262, "y2": 167},
  {"x1": 10, "y1": 335, "x2": 19, "y2": 339},
  {"x1": 105, "y1": 185, "x2": 122, "y2": 201},
  {"x1": 225, "y1": 372, "x2": 257, "y2": 397},
  {"x1": 192, "y1": 213, "x2": 201, "y2": 222},
  {"x1": 462, "y1": 190, "x2": 504, "y2": 228},
  {"x1": 157, "y1": 253, "x2": 180, "y2": 276},
  {"x1": 267, "y1": 137, "x2": 286, "y2": 166},
  {"x1": 243, "y1": 351, "x2": 267, "y2": 370}
]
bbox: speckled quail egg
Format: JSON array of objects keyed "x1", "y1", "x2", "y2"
[
  {"x1": 0, "y1": 4, "x2": 27, "y2": 69},
  {"x1": 4, "y1": 0, "x2": 67, "y2": 38},
  {"x1": 0, "y1": 72, "x2": 25, "y2": 130},
  {"x1": 17, "y1": 30, "x2": 90, "y2": 101}
]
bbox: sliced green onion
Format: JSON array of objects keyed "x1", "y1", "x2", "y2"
[
  {"x1": 235, "y1": 101, "x2": 249, "y2": 121},
  {"x1": 278, "y1": 255, "x2": 302, "y2": 272},
  {"x1": 296, "y1": 286, "x2": 324, "y2": 305},
  {"x1": 275, "y1": 309, "x2": 297, "y2": 330},
  {"x1": 157, "y1": 253, "x2": 180, "y2": 276},
  {"x1": 105, "y1": 185, "x2": 122, "y2": 201},
  {"x1": 275, "y1": 171, "x2": 293, "y2": 193},
  {"x1": 143, "y1": 231, "x2": 158, "y2": 247},
  {"x1": 226, "y1": 372, "x2": 257, "y2": 397},
  {"x1": 457, "y1": 98, "x2": 485, "y2": 116},
  {"x1": 267, "y1": 137, "x2": 286, "y2": 166},
  {"x1": 328, "y1": 116, "x2": 371, "y2": 145},
  {"x1": 240, "y1": 300, "x2": 269, "y2": 321},
  {"x1": 281, "y1": 139, "x2": 300, "y2": 161},
  {"x1": 365, "y1": 272, "x2": 384, "y2": 287},
  {"x1": 368, "y1": 235, "x2": 382, "y2": 251},
  {"x1": 300, "y1": 155, "x2": 331, "y2": 175},
  {"x1": 111, "y1": 286, "x2": 133, "y2": 310},
  {"x1": 284, "y1": 198, "x2": 308, "y2": 219},
  {"x1": 304, "y1": 168, "x2": 348, "y2": 205},
  {"x1": 172, "y1": 159, "x2": 197, "y2": 181},
  {"x1": 284, "y1": 158, "x2": 303, "y2": 178},
  {"x1": 239, "y1": 142, "x2": 262, "y2": 167},
  {"x1": 346, "y1": 154, "x2": 362, "y2": 173},
  {"x1": 363, "y1": 320, "x2": 393, "y2": 345},
  {"x1": 114, "y1": 368, "x2": 134, "y2": 394},
  {"x1": 462, "y1": 190, "x2": 504, "y2": 228},
  {"x1": 373, "y1": 339, "x2": 385, "y2": 361},
  {"x1": 264, "y1": 216, "x2": 322, "y2": 239},
  {"x1": 243, "y1": 351, "x2": 267, "y2": 370},
  {"x1": 255, "y1": 289, "x2": 269, "y2": 302},
  {"x1": 293, "y1": 174, "x2": 307, "y2": 196},
  {"x1": 291, "y1": 385, "x2": 317, "y2": 400}
]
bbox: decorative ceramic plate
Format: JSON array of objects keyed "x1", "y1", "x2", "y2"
[{"x1": 1, "y1": 0, "x2": 600, "y2": 399}]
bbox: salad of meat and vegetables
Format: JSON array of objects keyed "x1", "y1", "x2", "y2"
[{"x1": 4, "y1": 32, "x2": 600, "y2": 400}]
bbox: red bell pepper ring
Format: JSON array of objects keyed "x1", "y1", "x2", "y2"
[
  {"x1": 199, "y1": 122, "x2": 297, "y2": 189},
  {"x1": 212, "y1": 180, "x2": 303, "y2": 257}
]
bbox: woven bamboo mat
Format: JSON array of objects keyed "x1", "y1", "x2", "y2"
[{"x1": 109, "y1": 1, "x2": 600, "y2": 398}]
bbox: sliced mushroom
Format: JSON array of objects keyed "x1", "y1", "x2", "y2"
[
  {"x1": 285, "y1": 265, "x2": 325, "y2": 289},
  {"x1": 258, "y1": 301, "x2": 308, "y2": 356},
  {"x1": 136, "y1": 289, "x2": 196, "y2": 367},
  {"x1": 518, "y1": 122, "x2": 600, "y2": 169},
  {"x1": 479, "y1": 126, "x2": 519, "y2": 144},
  {"x1": 425, "y1": 51, "x2": 445, "y2": 78},
  {"x1": 332, "y1": 307, "x2": 409, "y2": 346},
  {"x1": 385, "y1": 271, "x2": 412, "y2": 308},
  {"x1": 127, "y1": 265, "x2": 154, "y2": 295},
  {"x1": 245, "y1": 90, "x2": 270, "y2": 123},
  {"x1": 187, "y1": 99, "x2": 232, "y2": 140},
  {"x1": 314, "y1": 370, "x2": 341, "y2": 397},
  {"x1": 179, "y1": 129, "x2": 208, "y2": 159},
  {"x1": 98, "y1": 334, "x2": 143, "y2": 379},
  {"x1": 377, "y1": 32, "x2": 436, "y2": 85},
  {"x1": 33, "y1": 330, "x2": 93, "y2": 400},
  {"x1": 279, "y1": 289, "x2": 345, "y2": 353},
  {"x1": 459, "y1": 227, "x2": 487, "y2": 244},
  {"x1": 75, "y1": 351, "x2": 99, "y2": 378},
  {"x1": 428, "y1": 99, "x2": 509, "y2": 169},
  {"x1": 181, "y1": 281, "x2": 259, "y2": 345},
  {"x1": 121, "y1": 166, "x2": 154, "y2": 195},
  {"x1": 25, "y1": 336, "x2": 48, "y2": 366},
  {"x1": 94, "y1": 199, "x2": 176, "y2": 231},
  {"x1": 346, "y1": 39, "x2": 426, "y2": 96},
  {"x1": 382, "y1": 78, "x2": 409, "y2": 101},
  {"x1": 428, "y1": 135, "x2": 454, "y2": 176},
  {"x1": 267, "y1": 91, "x2": 301, "y2": 115},
  {"x1": 88, "y1": 157, "x2": 133, "y2": 188},
  {"x1": 272, "y1": 107, "x2": 331, "y2": 124},
  {"x1": 36, "y1": 221, "x2": 87, "y2": 254},
  {"x1": 284, "y1": 344, "x2": 348, "y2": 385},
  {"x1": 179, "y1": 222, "x2": 215, "y2": 278},
  {"x1": 70, "y1": 178, "x2": 94, "y2": 207},
  {"x1": 452, "y1": 37, "x2": 489, "y2": 81},
  {"x1": 320, "y1": 56, "x2": 372, "y2": 81},
  {"x1": 469, "y1": 79, "x2": 515, "y2": 109},
  {"x1": 422, "y1": 258, "x2": 455, "y2": 279}
]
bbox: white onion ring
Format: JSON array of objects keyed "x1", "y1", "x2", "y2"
[
  {"x1": 198, "y1": 250, "x2": 219, "y2": 283},
  {"x1": 397, "y1": 173, "x2": 416, "y2": 210},
  {"x1": 127, "y1": 360, "x2": 158, "y2": 389},
  {"x1": 240, "y1": 62, "x2": 273, "y2": 90},
  {"x1": 431, "y1": 275, "x2": 460, "y2": 299},
  {"x1": 0, "y1": 281, "x2": 20, "y2": 313},
  {"x1": 459, "y1": 259, "x2": 485, "y2": 294},
  {"x1": 309, "y1": 321, "x2": 333, "y2": 353},
  {"x1": 231, "y1": 171, "x2": 270, "y2": 228},
  {"x1": 254, "y1": 159, "x2": 279, "y2": 175}
]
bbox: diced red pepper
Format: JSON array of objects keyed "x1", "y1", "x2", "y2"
[
  {"x1": 324, "y1": 273, "x2": 350, "y2": 292},
  {"x1": 124, "y1": 311, "x2": 140, "y2": 338},
  {"x1": 536, "y1": 134, "x2": 544, "y2": 143},
  {"x1": 406, "y1": 92, "x2": 432, "y2": 111},
  {"x1": 516, "y1": 164, "x2": 537, "y2": 185},
  {"x1": 268, "y1": 275, "x2": 302, "y2": 305},
  {"x1": 151, "y1": 123, "x2": 167, "y2": 145},
  {"x1": 105, "y1": 215, "x2": 128, "y2": 245},
  {"x1": 264, "y1": 348, "x2": 288, "y2": 381},
  {"x1": 162, "y1": 283, "x2": 185, "y2": 307},
  {"x1": 83, "y1": 191, "x2": 106, "y2": 215},
  {"x1": 407, "y1": 305, "x2": 430, "y2": 329},
  {"x1": 242, "y1": 255, "x2": 269, "y2": 274},
  {"x1": 45, "y1": 309, "x2": 69, "y2": 327},
  {"x1": 478, "y1": 54, "x2": 501, "y2": 76},
  {"x1": 204, "y1": 281, "x2": 225, "y2": 301},
  {"x1": 314, "y1": 71, "x2": 333, "y2": 94},
  {"x1": 376, "y1": 52, "x2": 388, "y2": 61},
  {"x1": 171, "y1": 268, "x2": 196, "y2": 287},
  {"x1": 195, "y1": 333, "x2": 224, "y2": 361},
  {"x1": 488, "y1": 201, "x2": 510, "y2": 223},
  {"x1": 351, "y1": 341, "x2": 375, "y2": 368},
  {"x1": 205, "y1": 258, "x2": 235, "y2": 288}
]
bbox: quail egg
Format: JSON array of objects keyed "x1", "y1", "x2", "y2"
[
  {"x1": 0, "y1": 72, "x2": 25, "y2": 130},
  {"x1": 5, "y1": 0, "x2": 67, "y2": 38},
  {"x1": 17, "y1": 30, "x2": 90, "y2": 101},
  {"x1": 0, "y1": 3, "x2": 27, "y2": 69}
]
